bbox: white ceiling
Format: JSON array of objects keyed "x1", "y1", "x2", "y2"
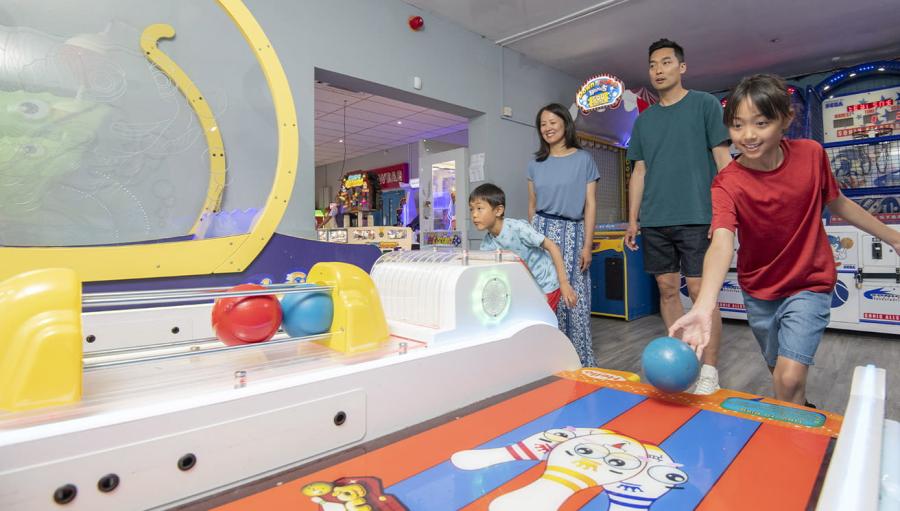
[
  {"x1": 315, "y1": 82, "x2": 468, "y2": 166},
  {"x1": 403, "y1": 0, "x2": 900, "y2": 92}
]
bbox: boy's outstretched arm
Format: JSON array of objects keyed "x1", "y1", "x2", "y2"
[
  {"x1": 669, "y1": 228, "x2": 735, "y2": 358},
  {"x1": 827, "y1": 195, "x2": 900, "y2": 253},
  {"x1": 542, "y1": 238, "x2": 577, "y2": 308}
]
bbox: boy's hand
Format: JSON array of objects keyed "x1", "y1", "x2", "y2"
[
  {"x1": 625, "y1": 222, "x2": 639, "y2": 250},
  {"x1": 560, "y1": 282, "x2": 578, "y2": 308},
  {"x1": 668, "y1": 309, "x2": 712, "y2": 360},
  {"x1": 579, "y1": 246, "x2": 592, "y2": 272}
]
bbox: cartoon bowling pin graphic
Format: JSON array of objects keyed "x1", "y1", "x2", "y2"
[
  {"x1": 452, "y1": 427, "x2": 607, "y2": 470},
  {"x1": 489, "y1": 432, "x2": 648, "y2": 511},
  {"x1": 604, "y1": 444, "x2": 688, "y2": 511}
]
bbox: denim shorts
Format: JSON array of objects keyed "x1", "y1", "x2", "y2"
[
  {"x1": 742, "y1": 290, "x2": 831, "y2": 367},
  {"x1": 641, "y1": 225, "x2": 710, "y2": 277}
]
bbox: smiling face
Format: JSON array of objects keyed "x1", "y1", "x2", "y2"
[
  {"x1": 539, "y1": 109, "x2": 566, "y2": 147},
  {"x1": 489, "y1": 431, "x2": 650, "y2": 511},
  {"x1": 648, "y1": 47, "x2": 685, "y2": 93},
  {"x1": 301, "y1": 481, "x2": 333, "y2": 497},
  {"x1": 544, "y1": 433, "x2": 648, "y2": 487},
  {"x1": 332, "y1": 483, "x2": 366, "y2": 502},
  {"x1": 728, "y1": 97, "x2": 792, "y2": 168},
  {"x1": 607, "y1": 444, "x2": 688, "y2": 505}
]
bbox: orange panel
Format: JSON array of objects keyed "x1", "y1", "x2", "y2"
[
  {"x1": 695, "y1": 423, "x2": 830, "y2": 511},
  {"x1": 215, "y1": 378, "x2": 600, "y2": 511}
]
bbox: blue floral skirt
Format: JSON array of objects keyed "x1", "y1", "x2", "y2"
[{"x1": 532, "y1": 215, "x2": 595, "y2": 367}]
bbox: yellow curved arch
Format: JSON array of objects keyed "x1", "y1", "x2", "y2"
[
  {"x1": 0, "y1": 0, "x2": 298, "y2": 281},
  {"x1": 140, "y1": 23, "x2": 226, "y2": 234}
]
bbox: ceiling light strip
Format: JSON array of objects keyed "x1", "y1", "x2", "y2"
[{"x1": 495, "y1": 0, "x2": 630, "y2": 46}]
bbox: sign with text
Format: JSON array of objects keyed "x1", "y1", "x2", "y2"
[
  {"x1": 576, "y1": 74, "x2": 624, "y2": 113},
  {"x1": 421, "y1": 230, "x2": 462, "y2": 247},
  {"x1": 367, "y1": 163, "x2": 409, "y2": 190}
]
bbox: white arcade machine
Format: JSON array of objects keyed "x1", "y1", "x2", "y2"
[{"x1": 0, "y1": 251, "x2": 578, "y2": 510}]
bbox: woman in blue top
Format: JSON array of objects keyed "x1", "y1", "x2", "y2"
[{"x1": 528, "y1": 103, "x2": 599, "y2": 367}]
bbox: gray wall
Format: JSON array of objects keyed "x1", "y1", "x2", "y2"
[
  {"x1": 244, "y1": 0, "x2": 581, "y2": 238},
  {"x1": 1, "y1": 0, "x2": 580, "y2": 245}
]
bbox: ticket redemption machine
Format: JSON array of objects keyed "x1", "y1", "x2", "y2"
[
  {"x1": 818, "y1": 62, "x2": 900, "y2": 334},
  {"x1": 419, "y1": 148, "x2": 468, "y2": 248}
]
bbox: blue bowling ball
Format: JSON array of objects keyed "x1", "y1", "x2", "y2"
[
  {"x1": 641, "y1": 336, "x2": 700, "y2": 393},
  {"x1": 281, "y1": 287, "x2": 334, "y2": 337}
]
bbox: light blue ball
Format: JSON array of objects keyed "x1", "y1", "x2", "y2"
[
  {"x1": 641, "y1": 336, "x2": 700, "y2": 393},
  {"x1": 280, "y1": 288, "x2": 334, "y2": 337}
]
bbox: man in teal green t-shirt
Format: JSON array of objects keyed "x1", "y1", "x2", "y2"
[{"x1": 625, "y1": 38, "x2": 733, "y2": 395}]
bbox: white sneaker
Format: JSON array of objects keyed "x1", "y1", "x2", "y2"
[{"x1": 691, "y1": 365, "x2": 720, "y2": 395}]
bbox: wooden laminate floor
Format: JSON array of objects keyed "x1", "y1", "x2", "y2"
[{"x1": 590, "y1": 314, "x2": 899, "y2": 420}]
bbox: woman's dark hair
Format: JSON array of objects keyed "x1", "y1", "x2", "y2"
[
  {"x1": 534, "y1": 103, "x2": 581, "y2": 162},
  {"x1": 723, "y1": 74, "x2": 793, "y2": 126}
]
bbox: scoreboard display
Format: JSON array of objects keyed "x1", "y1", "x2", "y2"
[{"x1": 822, "y1": 85, "x2": 900, "y2": 143}]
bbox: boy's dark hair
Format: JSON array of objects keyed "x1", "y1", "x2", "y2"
[
  {"x1": 534, "y1": 103, "x2": 582, "y2": 162},
  {"x1": 469, "y1": 183, "x2": 506, "y2": 212},
  {"x1": 723, "y1": 74, "x2": 793, "y2": 126},
  {"x1": 649, "y1": 38, "x2": 684, "y2": 62}
]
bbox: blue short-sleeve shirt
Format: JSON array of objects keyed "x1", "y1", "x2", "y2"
[
  {"x1": 527, "y1": 149, "x2": 600, "y2": 220},
  {"x1": 481, "y1": 218, "x2": 559, "y2": 293}
]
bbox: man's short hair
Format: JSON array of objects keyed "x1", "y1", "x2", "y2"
[{"x1": 649, "y1": 38, "x2": 684, "y2": 62}]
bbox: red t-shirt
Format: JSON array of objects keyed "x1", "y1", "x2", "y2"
[{"x1": 710, "y1": 139, "x2": 841, "y2": 300}]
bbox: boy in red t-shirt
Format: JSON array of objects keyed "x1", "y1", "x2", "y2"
[{"x1": 670, "y1": 74, "x2": 900, "y2": 406}]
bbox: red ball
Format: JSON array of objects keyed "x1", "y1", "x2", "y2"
[
  {"x1": 408, "y1": 15, "x2": 424, "y2": 31},
  {"x1": 211, "y1": 284, "x2": 282, "y2": 345}
]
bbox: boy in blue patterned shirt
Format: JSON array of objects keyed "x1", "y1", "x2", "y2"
[{"x1": 470, "y1": 183, "x2": 576, "y2": 311}]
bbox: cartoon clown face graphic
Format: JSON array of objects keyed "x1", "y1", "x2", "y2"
[
  {"x1": 452, "y1": 427, "x2": 609, "y2": 470},
  {"x1": 605, "y1": 444, "x2": 688, "y2": 511},
  {"x1": 489, "y1": 432, "x2": 648, "y2": 511}
]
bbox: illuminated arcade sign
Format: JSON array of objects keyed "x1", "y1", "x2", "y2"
[
  {"x1": 576, "y1": 74, "x2": 624, "y2": 112},
  {"x1": 422, "y1": 231, "x2": 462, "y2": 247},
  {"x1": 344, "y1": 173, "x2": 366, "y2": 188},
  {"x1": 822, "y1": 85, "x2": 900, "y2": 143},
  {"x1": 368, "y1": 163, "x2": 409, "y2": 190}
]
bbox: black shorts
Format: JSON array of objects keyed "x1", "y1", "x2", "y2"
[{"x1": 641, "y1": 225, "x2": 710, "y2": 277}]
